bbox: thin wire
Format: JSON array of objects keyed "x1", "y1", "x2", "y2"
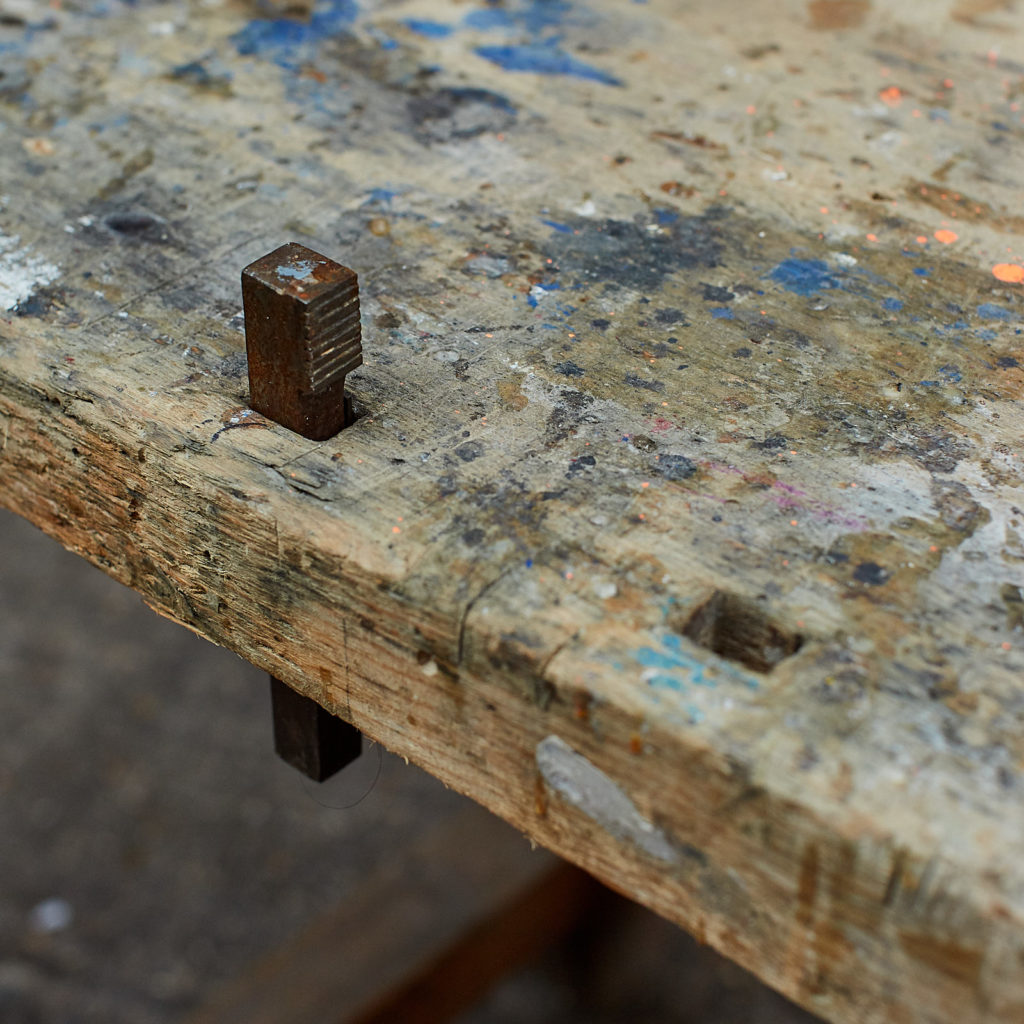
[{"x1": 300, "y1": 741, "x2": 384, "y2": 810}]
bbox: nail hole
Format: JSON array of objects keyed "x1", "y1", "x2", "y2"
[{"x1": 673, "y1": 590, "x2": 803, "y2": 673}]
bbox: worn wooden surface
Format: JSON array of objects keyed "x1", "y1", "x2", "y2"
[{"x1": 2, "y1": 1, "x2": 1023, "y2": 1020}]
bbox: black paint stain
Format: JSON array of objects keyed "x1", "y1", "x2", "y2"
[
  {"x1": 408, "y1": 87, "x2": 516, "y2": 144},
  {"x1": 852, "y1": 561, "x2": 890, "y2": 586},
  {"x1": 546, "y1": 206, "x2": 727, "y2": 291},
  {"x1": 752, "y1": 434, "x2": 789, "y2": 451},
  {"x1": 653, "y1": 307, "x2": 689, "y2": 325},
  {"x1": 554, "y1": 360, "x2": 585, "y2": 377},
  {"x1": 624, "y1": 372, "x2": 665, "y2": 392},
  {"x1": 454, "y1": 440, "x2": 484, "y2": 462},
  {"x1": 566, "y1": 453, "x2": 596, "y2": 477},
  {"x1": 701, "y1": 283, "x2": 735, "y2": 302},
  {"x1": 652, "y1": 454, "x2": 697, "y2": 481}
]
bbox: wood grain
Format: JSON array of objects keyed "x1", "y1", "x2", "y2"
[{"x1": 2, "y1": 1, "x2": 1023, "y2": 1021}]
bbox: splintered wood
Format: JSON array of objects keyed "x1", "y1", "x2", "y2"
[{"x1": 1, "y1": 2, "x2": 1023, "y2": 1021}]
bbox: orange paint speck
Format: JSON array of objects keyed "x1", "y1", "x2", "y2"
[
  {"x1": 392, "y1": 526, "x2": 401, "y2": 534},
  {"x1": 746, "y1": 105, "x2": 756, "y2": 114},
  {"x1": 866, "y1": 233, "x2": 878, "y2": 242},
  {"x1": 934, "y1": 229, "x2": 958, "y2": 244},
  {"x1": 993, "y1": 263, "x2": 1024, "y2": 283},
  {"x1": 915, "y1": 235, "x2": 928, "y2": 244},
  {"x1": 879, "y1": 85, "x2": 902, "y2": 106},
  {"x1": 641, "y1": 481, "x2": 650, "y2": 488},
  {"x1": 1002, "y1": 642, "x2": 1012, "y2": 651}
]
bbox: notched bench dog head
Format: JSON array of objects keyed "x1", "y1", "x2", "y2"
[{"x1": 241, "y1": 241, "x2": 363, "y2": 442}]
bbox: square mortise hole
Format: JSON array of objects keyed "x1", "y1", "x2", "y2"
[{"x1": 674, "y1": 590, "x2": 803, "y2": 673}]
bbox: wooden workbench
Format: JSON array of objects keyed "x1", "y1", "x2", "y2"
[{"x1": 2, "y1": 1, "x2": 1023, "y2": 1020}]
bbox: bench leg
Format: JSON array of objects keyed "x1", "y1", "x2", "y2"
[{"x1": 269, "y1": 675, "x2": 362, "y2": 782}]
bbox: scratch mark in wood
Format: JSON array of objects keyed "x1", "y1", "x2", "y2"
[
  {"x1": 456, "y1": 566, "x2": 515, "y2": 666},
  {"x1": 884, "y1": 848, "x2": 907, "y2": 907}
]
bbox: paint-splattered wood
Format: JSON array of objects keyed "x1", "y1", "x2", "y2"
[{"x1": 1, "y1": 1, "x2": 1023, "y2": 1021}]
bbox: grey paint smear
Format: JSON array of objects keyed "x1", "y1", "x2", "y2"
[{"x1": 536, "y1": 735, "x2": 677, "y2": 863}]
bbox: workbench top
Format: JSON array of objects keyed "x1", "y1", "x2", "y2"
[{"x1": 2, "y1": 1, "x2": 1023, "y2": 1020}]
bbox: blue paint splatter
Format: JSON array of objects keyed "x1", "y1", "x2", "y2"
[
  {"x1": 464, "y1": 0, "x2": 573, "y2": 35},
  {"x1": 636, "y1": 632, "x2": 760, "y2": 692},
  {"x1": 883, "y1": 297, "x2": 903, "y2": 312},
  {"x1": 542, "y1": 218, "x2": 572, "y2": 233},
  {"x1": 276, "y1": 261, "x2": 316, "y2": 279},
  {"x1": 647, "y1": 673, "x2": 683, "y2": 690},
  {"x1": 977, "y1": 303, "x2": 1017, "y2": 321},
  {"x1": 653, "y1": 207, "x2": 679, "y2": 226},
  {"x1": 938, "y1": 364, "x2": 962, "y2": 382},
  {"x1": 768, "y1": 258, "x2": 841, "y2": 295},
  {"x1": 402, "y1": 18, "x2": 453, "y2": 37},
  {"x1": 636, "y1": 636, "x2": 714, "y2": 687},
  {"x1": 976, "y1": 329, "x2": 998, "y2": 341},
  {"x1": 527, "y1": 281, "x2": 561, "y2": 308},
  {"x1": 711, "y1": 307, "x2": 734, "y2": 320},
  {"x1": 232, "y1": 0, "x2": 358, "y2": 65},
  {"x1": 913, "y1": 267, "x2": 930, "y2": 277},
  {"x1": 476, "y1": 44, "x2": 622, "y2": 85},
  {"x1": 363, "y1": 188, "x2": 400, "y2": 205}
]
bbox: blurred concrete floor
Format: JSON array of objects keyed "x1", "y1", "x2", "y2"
[{"x1": 0, "y1": 507, "x2": 821, "y2": 1024}]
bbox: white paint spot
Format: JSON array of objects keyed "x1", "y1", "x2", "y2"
[
  {"x1": 834, "y1": 253, "x2": 858, "y2": 267},
  {"x1": 420, "y1": 658, "x2": 439, "y2": 677},
  {"x1": 573, "y1": 199, "x2": 596, "y2": 217},
  {"x1": 0, "y1": 233, "x2": 59, "y2": 312},
  {"x1": 276, "y1": 260, "x2": 316, "y2": 280},
  {"x1": 28, "y1": 897, "x2": 73, "y2": 933},
  {"x1": 593, "y1": 580, "x2": 618, "y2": 599},
  {"x1": 535, "y1": 735, "x2": 677, "y2": 863}
]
